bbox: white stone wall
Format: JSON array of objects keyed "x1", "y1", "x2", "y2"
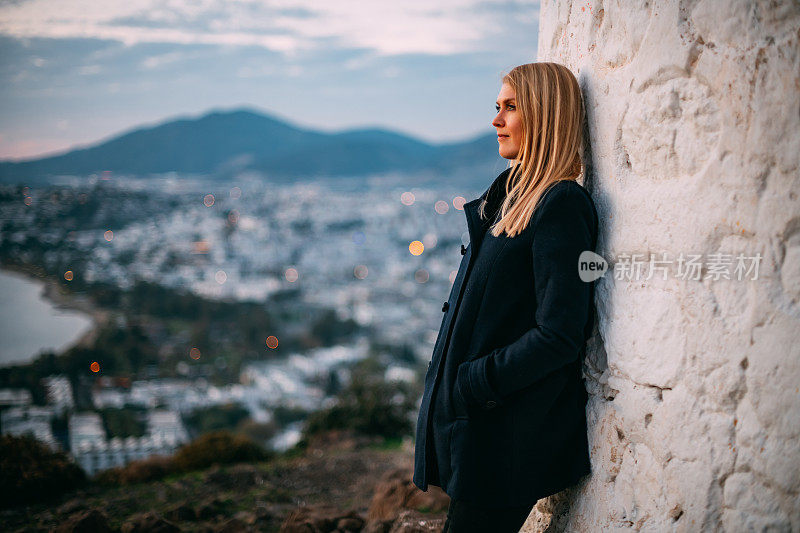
[{"x1": 524, "y1": 1, "x2": 800, "y2": 531}]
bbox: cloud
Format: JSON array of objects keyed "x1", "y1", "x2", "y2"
[
  {"x1": 0, "y1": 0, "x2": 539, "y2": 57},
  {"x1": 140, "y1": 50, "x2": 186, "y2": 69}
]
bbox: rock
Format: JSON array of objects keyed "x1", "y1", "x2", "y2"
[
  {"x1": 233, "y1": 511, "x2": 257, "y2": 526},
  {"x1": 213, "y1": 517, "x2": 250, "y2": 532},
  {"x1": 195, "y1": 498, "x2": 228, "y2": 520},
  {"x1": 386, "y1": 510, "x2": 444, "y2": 532},
  {"x1": 253, "y1": 504, "x2": 275, "y2": 522},
  {"x1": 336, "y1": 512, "x2": 365, "y2": 532},
  {"x1": 121, "y1": 511, "x2": 180, "y2": 533},
  {"x1": 279, "y1": 504, "x2": 365, "y2": 532},
  {"x1": 361, "y1": 520, "x2": 393, "y2": 533},
  {"x1": 202, "y1": 464, "x2": 267, "y2": 491},
  {"x1": 55, "y1": 509, "x2": 113, "y2": 533},
  {"x1": 366, "y1": 467, "x2": 449, "y2": 522},
  {"x1": 164, "y1": 503, "x2": 196, "y2": 522},
  {"x1": 56, "y1": 499, "x2": 88, "y2": 516}
]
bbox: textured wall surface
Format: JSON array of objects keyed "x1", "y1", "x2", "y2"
[{"x1": 522, "y1": 1, "x2": 800, "y2": 531}]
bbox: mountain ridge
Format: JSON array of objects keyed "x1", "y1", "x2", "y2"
[{"x1": 0, "y1": 107, "x2": 502, "y2": 184}]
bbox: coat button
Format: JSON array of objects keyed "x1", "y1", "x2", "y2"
[
  {"x1": 460, "y1": 244, "x2": 467, "y2": 255},
  {"x1": 485, "y1": 400, "x2": 497, "y2": 409},
  {"x1": 442, "y1": 301, "x2": 449, "y2": 312}
]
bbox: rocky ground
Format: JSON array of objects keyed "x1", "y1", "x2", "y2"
[{"x1": 0, "y1": 430, "x2": 452, "y2": 532}]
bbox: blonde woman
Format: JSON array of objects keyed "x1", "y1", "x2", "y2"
[{"x1": 412, "y1": 62, "x2": 599, "y2": 532}]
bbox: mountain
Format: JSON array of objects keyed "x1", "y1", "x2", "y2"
[{"x1": 0, "y1": 107, "x2": 505, "y2": 184}]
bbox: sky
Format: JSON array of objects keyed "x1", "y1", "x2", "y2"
[{"x1": 0, "y1": 0, "x2": 540, "y2": 161}]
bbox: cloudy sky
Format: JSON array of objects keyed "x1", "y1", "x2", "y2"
[{"x1": 0, "y1": 0, "x2": 540, "y2": 160}]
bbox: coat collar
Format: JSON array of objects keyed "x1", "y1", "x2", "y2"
[{"x1": 462, "y1": 166, "x2": 515, "y2": 252}]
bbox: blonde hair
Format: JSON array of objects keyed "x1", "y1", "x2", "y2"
[{"x1": 481, "y1": 62, "x2": 585, "y2": 238}]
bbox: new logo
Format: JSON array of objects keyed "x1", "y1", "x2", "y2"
[{"x1": 579, "y1": 251, "x2": 608, "y2": 282}]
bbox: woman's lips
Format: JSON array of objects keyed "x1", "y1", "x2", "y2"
[{"x1": 498, "y1": 135, "x2": 509, "y2": 141}]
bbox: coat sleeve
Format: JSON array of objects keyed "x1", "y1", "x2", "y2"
[{"x1": 454, "y1": 183, "x2": 597, "y2": 411}]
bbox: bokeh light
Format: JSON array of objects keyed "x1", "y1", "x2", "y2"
[
  {"x1": 189, "y1": 347, "x2": 201, "y2": 360},
  {"x1": 400, "y1": 192, "x2": 415, "y2": 205},
  {"x1": 453, "y1": 196, "x2": 467, "y2": 210},
  {"x1": 422, "y1": 233, "x2": 438, "y2": 249},
  {"x1": 409, "y1": 240, "x2": 424, "y2": 256},
  {"x1": 414, "y1": 269, "x2": 429, "y2": 283},
  {"x1": 434, "y1": 200, "x2": 449, "y2": 214},
  {"x1": 215, "y1": 270, "x2": 227, "y2": 284},
  {"x1": 203, "y1": 194, "x2": 215, "y2": 207},
  {"x1": 285, "y1": 267, "x2": 299, "y2": 282},
  {"x1": 230, "y1": 186, "x2": 242, "y2": 199},
  {"x1": 450, "y1": 270, "x2": 458, "y2": 284},
  {"x1": 104, "y1": 230, "x2": 114, "y2": 241},
  {"x1": 64, "y1": 270, "x2": 73, "y2": 281},
  {"x1": 266, "y1": 335, "x2": 279, "y2": 349},
  {"x1": 354, "y1": 265, "x2": 368, "y2": 279},
  {"x1": 90, "y1": 361, "x2": 100, "y2": 373}
]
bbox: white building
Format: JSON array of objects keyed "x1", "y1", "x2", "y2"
[
  {"x1": 68, "y1": 412, "x2": 105, "y2": 452},
  {"x1": 1, "y1": 405, "x2": 59, "y2": 450},
  {"x1": 42, "y1": 375, "x2": 74, "y2": 414},
  {"x1": 0, "y1": 388, "x2": 32, "y2": 407},
  {"x1": 146, "y1": 409, "x2": 189, "y2": 444},
  {"x1": 73, "y1": 434, "x2": 180, "y2": 476},
  {"x1": 68, "y1": 409, "x2": 188, "y2": 476}
]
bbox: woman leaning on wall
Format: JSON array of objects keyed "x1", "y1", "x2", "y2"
[{"x1": 412, "y1": 61, "x2": 600, "y2": 533}]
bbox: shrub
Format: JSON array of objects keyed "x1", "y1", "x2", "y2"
[
  {"x1": 93, "y1": 431, "x2": 272, "y2": 485},
  {"x1": 235, "y1": 419, "x2": 278, "y2": 445},
  {"x1": 303, "y1": 366, "x2": 415, "y2": 441},
  {"x1": 0, "y1": 434, "x2": 86, "y2": 508},
  {"x1": 184, "y1": 403, "x2": 250, "y2": 435},
  {"x1": 93, "y1": 454, "x2": 175, "y2": 485},
  {"x1": 172, "y1": 431, "x2": 272, "y2": 472}
]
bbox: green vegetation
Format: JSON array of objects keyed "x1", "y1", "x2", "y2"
[
  {"x1": 95, "y1": 430, "x2": 273, "y2": 486},
  {"x1": 272, "y1": 404, "x2": 311, "y2": 426},
  {"x1": 173, "y1": 431, "x2": 271, "y2": 472},
  {"x1": 0, "y1": 434, "x2": 86, "y2": 509},
  {"x1": 184, "y1": 403, "x2": 251, "y2": 436},
  {"x1": 302, "y1": 357, "x2": 416, "y2": 441}
]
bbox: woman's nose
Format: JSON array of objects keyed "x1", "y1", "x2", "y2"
[{"x1": 492, "y1": 113, "x2": 503, "y2": 128}]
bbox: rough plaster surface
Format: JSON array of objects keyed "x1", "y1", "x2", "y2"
[{"x1": 520, "y1": 1, "x2": 800, "y2": 531}]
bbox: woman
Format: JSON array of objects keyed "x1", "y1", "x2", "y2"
[{"x1": 412, "y1": 62, "x2": 599, "y2": 532}]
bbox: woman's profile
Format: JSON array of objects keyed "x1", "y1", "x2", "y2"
[{"x1": 412, "y1": 62, "x2": 599, "y2": 532}]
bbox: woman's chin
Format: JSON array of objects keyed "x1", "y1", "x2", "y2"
[{"x1": 499, "y1": 149, "x2": 519, "y2": 160}]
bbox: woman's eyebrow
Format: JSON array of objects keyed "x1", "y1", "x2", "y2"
[{"x1": 495, "y1": 98, "x2": 516, "y2": 105}]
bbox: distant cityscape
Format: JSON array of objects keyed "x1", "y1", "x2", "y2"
[{"x1": 0, "y1": 171, "x2": 483, "y2": 475}]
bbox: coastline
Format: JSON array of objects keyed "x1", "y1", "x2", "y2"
[{"x1": 0, "y1": 262, "x2": 109, "y2": 364}]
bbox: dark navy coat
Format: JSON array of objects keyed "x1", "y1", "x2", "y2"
[{"x1": 412, "y1": 166, "x2": 599, "y2": 508}]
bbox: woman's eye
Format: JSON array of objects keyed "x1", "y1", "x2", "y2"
[
  {"x1": 508, "y1": 105, "x2": 516, "y2": 110},
  {"x1": 495, "y1": 105, "x2": 500, "y2": 112}
]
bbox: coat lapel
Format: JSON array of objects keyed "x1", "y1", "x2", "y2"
[{"x1": 462, "y1": 166, "x2": 514, "y2": 258}]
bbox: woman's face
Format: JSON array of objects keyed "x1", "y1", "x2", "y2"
[{"x1": 493, "y1": 82, "x2": 522, "y2": 160}]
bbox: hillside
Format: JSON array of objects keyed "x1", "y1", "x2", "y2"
[
  {"x1": 0, "y1": 430, "x2": 452, "y2": 533},
  {"x1": 0, "y1": 108, "x2": 502, "y2": 184}
]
